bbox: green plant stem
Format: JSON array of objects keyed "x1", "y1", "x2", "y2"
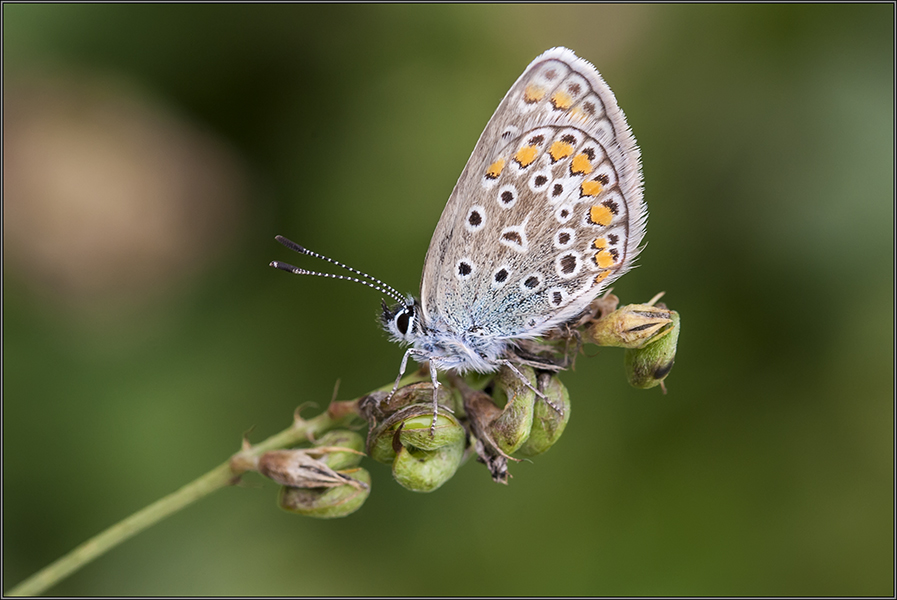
[
  {"x1": 6, "y1": 372, "x2": 425, "y2": 597},
  {"x1": 9, "y1": 462, "x2": 239, "y2": 597}
]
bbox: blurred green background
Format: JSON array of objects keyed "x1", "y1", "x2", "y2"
[{"x1": 4, "y1": 4, "x2": 893, "y2": 596}]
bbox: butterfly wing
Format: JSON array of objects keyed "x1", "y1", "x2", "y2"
[{"x1": 419, "y1": 47, "x2": 645, "y2": 340}]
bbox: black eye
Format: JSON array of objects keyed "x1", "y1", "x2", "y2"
[{"x1": 396, "y1": 310, "x2": 410, "y2": 335}]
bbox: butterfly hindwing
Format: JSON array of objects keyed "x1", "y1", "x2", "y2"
[{"x1": 419, "y1": 47, "x2": 646, "y2": 340}]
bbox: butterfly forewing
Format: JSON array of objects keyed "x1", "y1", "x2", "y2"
[{"x1": 420, "y1": 47, "x2": 646, "y2": 340}]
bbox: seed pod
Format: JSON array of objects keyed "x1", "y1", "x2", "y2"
[
  {"x1": 364, "y1": 384, "x2": 467, "y2": 493},
  {"x1": 488, "y1": 365, "x2": 537, "y2": 455},
  {"x1": 279, "y1": 468, "x2": 371, "y2": 518},
  {"x1": 367, "y1": 404, "x2": 465, "y2": 465},
  {"x1": 312, "y1": 430, "x2": 365, "y2": 470},
  {"x1": 625, "y1": 310, "x2": 680, "y2": 390},
  {"x1": 516, "y1": 372, "x2": 571, "y2": 457},
  {"x1": 459, "y1": 365, "x2": 540, "y2": 484},
  {"x1": 585, "y1": 303, "x2": 674, "y2": 349},
  {"x1": 391, "y1": 436, "x2": 466, "y2": 493},
  {"x1": 360, "y1": 381, "x2": 452, "y2": 423}
]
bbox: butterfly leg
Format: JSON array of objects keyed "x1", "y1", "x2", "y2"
[
  {"x1": 385, "y1": 347, "x2": 416, "y2": 405},
  {"x1": 428, "y1": 361, "x2": 442, "y2": 436},
  {"x1": 499, "y1": 359, "x2": 564, "y2": 415}
]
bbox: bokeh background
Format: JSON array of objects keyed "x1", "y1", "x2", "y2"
[{"x1": 4, "y1": 4, "x2": 893, "y2": 596}]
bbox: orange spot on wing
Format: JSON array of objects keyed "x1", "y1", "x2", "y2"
[
  {"x1": 486, "y1": 158, "x2": 506, "y2": 179},
  {"x1": 514, "y1": 145, "x2": 538, "y2": 168},
  {"x1": 595, "y1": 250, "x2": 615, "y2": 269},
  {"x1": 594, "y1": 271, "x2": 610, "y2": 285},
  {"x1": 593, "y1": 237, "x2": 607, "y2": 249},
  {"x1": 581, "y1": 180, "x2": 603, "y2": 196},
  {"x1": 551, "y1": 90, "x2": 573, "y2": 110},
  {"x1": 571, "y1": 153, "x2": 594, "y2": 175},
  {"x1": 549, "y1": 141, "x2": 573, "y2": 162},
  {"x1": 523, "y1": 85, "x2": 545, "y2": 104},
  {"x1": 589, "y1": 205, "x2": 613, "y2": 226}
]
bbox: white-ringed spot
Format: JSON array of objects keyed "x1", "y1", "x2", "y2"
[
  {"x1": 465, "y1": 205, "x2": 486, "y2": 232},
  {"x1": 547, "y1": 287, "x2": 568, "y2": 307},
  {"x1": 455, "y1": 258, "x2": 476, "y2": 281},
  {"x1": 528, "y1": 168, "x2": 552, "y2": 194},
  {"x1": 496, "y1": 184, "x2": 518, "y2": 209},
  {"x1": 553, "y1": 228, "x2": 576, "y2": 250},
  {"x1": 555, "y1": 204, "x2": 574, "y2": 224},
  {"x1": 491, "y1": 265, "x2": 512, "y2": 289},
  {"x1": 519, "y1": 272, "x2": 543, "y2": 294},
  {"x1": 547, "y1": 180, "x2": 566, "y2": 204},
  {"x1": 555, "y1": 251, "x2": 582, "y2": 279}
]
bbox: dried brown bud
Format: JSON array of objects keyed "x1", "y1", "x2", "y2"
[{"x1": 258, "y1": 449, "x2": 367, "y2": 491}]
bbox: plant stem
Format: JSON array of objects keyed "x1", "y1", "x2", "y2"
[
  {"x1": 9, "y1": 367, "x2": 431, "y2": 596},
  {"x1": 9, "y1": 462, "x2": 237, "y2": 597},
  {"x1": 7, "y1": 401, "x2": 363, "y2": 596}
]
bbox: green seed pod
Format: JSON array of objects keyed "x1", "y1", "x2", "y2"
[
  {"x1": 279, "y1": 468, "x2": 371, "y2": 518},
  {"x1": 367, "y1": 405, "x2": 464, "y2": 464},
  {"x1": 366, "y1": 384, "x2": 459, "y2": 464},
  {"x1": 488, "y1": 365, "x2": 537, "y2": 455},
  {"x1": 391, "y1": 436, "x2": 466, "y2": 493},
  {"x1": 625, "y1": 310, "x2": 680, "y2": 390},
  {"x1": 516, "y1": 372, "x2": 571, "y2": 457},
  {"x1": 361, "y1": 381, "x2": 453, "y2": 423},
  {"x1": 585, "y1": 303, "x2": 674, "y2": 349},
  {"x1": 313, "y1": 430, "x2": 365, "y2": 470},
  {"x1": 364, "y1": 384, "x2": 467, "y2": 492},
  {"x1": 396, "y1": 413, "x2": 467, "y2": 451},
  {"x1": 459, "y1": 365, "x2": 544, "y2": 483}
]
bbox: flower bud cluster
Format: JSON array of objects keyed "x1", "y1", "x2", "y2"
[
  {"x1": 361, "y1": 368, "x2": 571, "y2": 489},
  {"x1": 255, "y1": 294, "x2": 676, "y2": 515}
]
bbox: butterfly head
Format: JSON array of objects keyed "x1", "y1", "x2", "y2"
[{"x1": 381, "y1": 296, "x2": 422, "y2": 344}]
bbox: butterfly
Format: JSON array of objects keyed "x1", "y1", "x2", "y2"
[{"x1": 272, "y1": 47, "x2": 646, "y2": 428}]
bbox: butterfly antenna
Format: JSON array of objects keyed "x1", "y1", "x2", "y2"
[{"x1": 271, "y1": 236, "x2": 406, "y2": 305}]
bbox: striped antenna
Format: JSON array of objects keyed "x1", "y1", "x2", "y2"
[{"x1": 270, "y1": 235, "x2": 406, "y2": 305}]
